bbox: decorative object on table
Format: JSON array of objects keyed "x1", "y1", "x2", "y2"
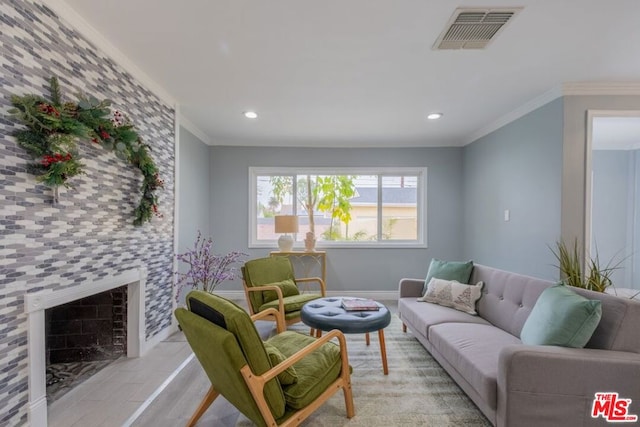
[
  {"x1": 274, "y1": 214, "x2": 298, "y2": 251},
  {"x1": 7, "y1": 76, "x2": 163, "y2": 225},
  {"x1": 341, "y1": 298, "x2": 380, "y2": 311},
  {"x1": 550, "y1": 239, "x2": 623, "y2": 293},
  {"x1": 304, "y1": 231, "x2": 316, "y2": 251},
  {"x1": 175, "y1": 231, "x2": 247, "y2": 301}
]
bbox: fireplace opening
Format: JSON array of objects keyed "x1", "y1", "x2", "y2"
[{"x1": 45, "y1": 285, "x2": 128, "y2": 403}]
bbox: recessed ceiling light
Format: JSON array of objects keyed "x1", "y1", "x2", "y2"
[
  {"x1": 244, "y1": 111, "x2": 258, "y2": 119},
  {"x1": 427, "y1": 113, "x2": 443, "y2": 120}
]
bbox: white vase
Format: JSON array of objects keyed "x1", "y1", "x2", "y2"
[{"x1": 304, "y1": 232, "x2": 316, "y2": 252}]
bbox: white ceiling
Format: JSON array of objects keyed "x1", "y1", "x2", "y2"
[{"x1": 58, "y1": 0, "x2": 640, "y2": 147}]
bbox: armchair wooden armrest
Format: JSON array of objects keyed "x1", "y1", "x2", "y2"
[
  {"x1": 250, "y1": 308, "x2": 285, "y2": 334},
  {"x1": 295, "y1": 277, "x2": 327, "y2": 296},
  {"x1": 240, "y1": 329, "x2": 354, "y2": 425},
  {"x1": 262, "y1": 330, "x2": 348, "y2": 381},
  {"x1": 245, "y1": 286, "x2": 287, "y2": 333}
]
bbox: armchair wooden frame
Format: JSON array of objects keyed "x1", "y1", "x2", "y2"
[
  {"x1": 242, "y1": 276, "x2": 327, "y2": 331},
  {"x1": 186, "y1": 308, "x2": 354, "y2": 427}
]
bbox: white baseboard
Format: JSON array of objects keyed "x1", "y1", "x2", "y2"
[
  {"x1": 213, "y1": 291, "x2": 246, "y2": 300},
  {"x1": 215, "y1": 290, "x2": 398, "y2": 301},
  {"x1": 141, "y1": 322, "x2": 179, "y2": 357}
]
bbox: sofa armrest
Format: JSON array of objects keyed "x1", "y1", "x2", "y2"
[
  {"x1": 498, "y1": 345, "x2": 640, "y2": 427},
  {"x1": 398, "y1": 278, "x2": 425, "y2": 298}
]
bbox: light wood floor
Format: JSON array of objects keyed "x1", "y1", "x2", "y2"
[{"x1": 47, "y1": 331, "x2": 194, "y2": 427}]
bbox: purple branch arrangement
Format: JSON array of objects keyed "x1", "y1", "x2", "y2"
[{"x1": 175, "y1": 231, "x2": 247, "y2": 300}]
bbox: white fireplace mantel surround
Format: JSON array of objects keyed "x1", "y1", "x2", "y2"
[{"x1": 24, "y1": 268, "x2": 148, "y2": 427}]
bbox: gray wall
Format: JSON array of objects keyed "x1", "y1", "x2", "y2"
[
  {"x1": 462, "y1": 98, "x2": 564, "y2": 280},
  {"x1": 178, "y1": 127, "x2": 211, "y2": 248},
  {"x1": 591, "y1": 149, "x2": 640, "y2": 288},
  {"x1": 177, "y1": 127, "x2": 211, "y2": 302},
  {"x1": 0, "y1": 1, "x2": 175, "y2": 424},
  {"x1": 562, "y1": 95, "x2": 640, "y2": 261},
  {"x1": 591, "y1": 150, "x2": 632, "y2": 286},
  {"x1": 209, "y1": 146, "x2": 464, "y2": 292}
]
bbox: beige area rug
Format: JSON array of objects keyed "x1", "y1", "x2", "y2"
[{"x1": 236, "y1": 315, "x2": 492, "y2": 426}]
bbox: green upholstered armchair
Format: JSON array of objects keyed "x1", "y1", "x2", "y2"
[
  {"x1": 175, "y1": 291, "x2": 354, "y2": 427},
  {"x1": 241, "y1": 257, "x2": 326, "y2": 332}
]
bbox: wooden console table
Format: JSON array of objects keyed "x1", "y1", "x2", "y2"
[{"x1": 270, "y1": 250, "x2": 327, "y2": 284}]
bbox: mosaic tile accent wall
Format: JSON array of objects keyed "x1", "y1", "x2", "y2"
[{"x1": 0, "y1": 1, "x2": 175, "y2": 424}]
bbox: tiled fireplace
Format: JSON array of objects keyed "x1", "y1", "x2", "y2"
[{"x1": 24, "y1": 268, "x2": 147, "y2": 426}]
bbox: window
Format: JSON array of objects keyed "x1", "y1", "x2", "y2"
[{"x1": 249, "y1": 167, "x2": 427, "y2": 248}]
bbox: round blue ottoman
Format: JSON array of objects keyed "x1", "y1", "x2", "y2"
[{"x1": 300, "y1": 297, "x2": 391, "y2": 374}]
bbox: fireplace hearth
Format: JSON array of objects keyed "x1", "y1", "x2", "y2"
[{"x1": 24, "y1": 268, "x2": 147, "y2": 426}]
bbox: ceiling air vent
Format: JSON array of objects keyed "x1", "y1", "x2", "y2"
[{"x1": 433, "y1": 7, "x2": 523, "y2": 50}]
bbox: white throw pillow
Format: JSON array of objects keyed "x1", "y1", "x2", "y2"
[{"x1": 417, "y1": 278, "x2": 484, "y2": 315}]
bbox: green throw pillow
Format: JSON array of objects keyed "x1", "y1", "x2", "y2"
[
  {"x1": 262, "y1": 279, "x2": 299, "y2": 303},
  {"x1": 264, "y1": 341, "x2": 298, "y2": 385},
  {"x1": 520, "y1": 283, "x2": 602, "y2": 348},
  {"x1": 422, "y1": 259, "x2": 474, "y2": 296}
]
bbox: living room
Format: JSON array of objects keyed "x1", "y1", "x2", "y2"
[{"x1": 2, "y1": 0, "x2": 640, "y2": 426}]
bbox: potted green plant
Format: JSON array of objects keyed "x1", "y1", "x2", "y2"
[{"x1": 550, "y1": 239, "x2": 622, "y2": 293}]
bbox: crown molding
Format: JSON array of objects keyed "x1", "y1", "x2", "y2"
[
  {"x1": 179, "y1": 116, "x2": 213, "y2": 145},
  {"x1": 464, "y1": 81, "x2": 640, "y2": 146},
  {"x1": 464, "y1": 85, "x2": 563, "y2": 145},
  {"x1": 562, "y1": 82, "x2": 640, "y2": 96},
  {"x1": 43, "y1": 1, "x2": 176, "y2": 107}
]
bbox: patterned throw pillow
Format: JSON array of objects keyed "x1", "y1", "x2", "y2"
[
  {"x1": 418, "y1": 278, "x2": 484, "y2": 315},
  {"x1": 422, "y1": 259, "x2": 474, "y2": 296}
]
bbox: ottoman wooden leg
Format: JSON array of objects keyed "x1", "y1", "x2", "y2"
[
  {"x1": 378, "y1": 329, "x2": 389, "y2": 375},
  {"x1": 365, "y1": 332, "x2": 370, "y2": 346}
]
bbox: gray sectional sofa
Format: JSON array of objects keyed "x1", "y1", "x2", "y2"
[{"x1": 397, "y1": 264, "x2": 640, "y2": 427}]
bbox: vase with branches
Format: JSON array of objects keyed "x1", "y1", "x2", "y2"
[{"x1": 175, "y1": 231, "x2": 247, "y2": 301}]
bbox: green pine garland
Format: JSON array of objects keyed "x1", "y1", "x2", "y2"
[{"x1": 8, "y1": 76, "x2": 164, "y2": 226}]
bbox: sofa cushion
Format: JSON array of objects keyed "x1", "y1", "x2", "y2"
[
  {"x1": 419, "y1": 278, "x2": 484, "y2": 315},
  {"x1": 470, "y1": 264, "x2": 554, "y2": 337},
  {"x1": 428, "y1": 323, "x2": 522, "y2": 410},
  {"x1": 520, "y1": 283, "x2": 602, "y2": 348},
  {"x1": 574, "y1": 287, "x2": 640, "y2": 352},
  {"x1": 398, "y1": 297, "x2": 490, "y2": 337},
  {"x1": 422, "y1": 259, "x2": 474, "y2": 295}
]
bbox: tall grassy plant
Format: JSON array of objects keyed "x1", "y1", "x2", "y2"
[
  {"x1": 551, "y1": 239, "x2": 622, "y2": 293},
  {"x1": 551, "y1": 239, "x2": 583, "y2": 288}
]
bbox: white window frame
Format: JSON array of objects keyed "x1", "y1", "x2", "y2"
[{"x1": 249, "y1": 167, "x2": 427, "y2": 249}]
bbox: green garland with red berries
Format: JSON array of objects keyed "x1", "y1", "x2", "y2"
[{"x1": 8, "y1": 76, "x2": 163, "y2": 226}]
